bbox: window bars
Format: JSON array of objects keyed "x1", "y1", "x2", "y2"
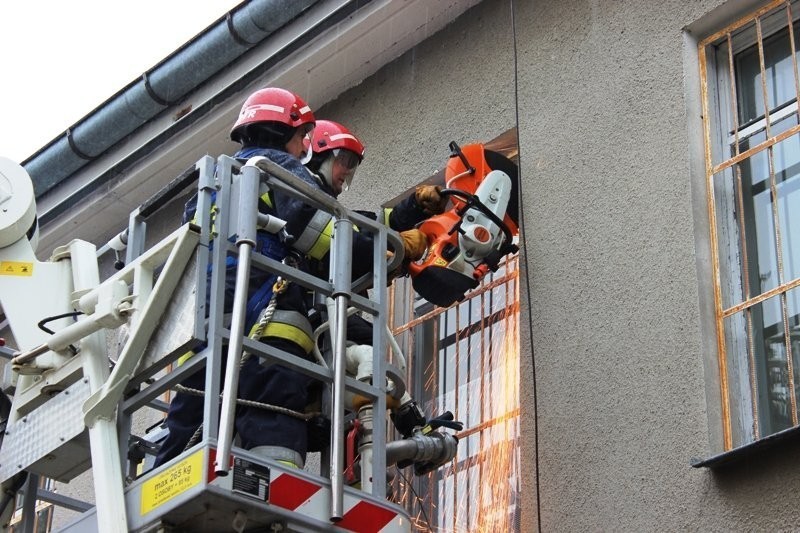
[
  {"x1": 700, "y1": 0, "x2": 800, "y2": 449},
  {"x1": 391, "y1": 255, "x2": 521, "y2": 532}
]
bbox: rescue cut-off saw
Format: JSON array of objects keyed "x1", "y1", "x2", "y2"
[{"x1": 407, "y1": 142, "x2": 520, "y2": 307}]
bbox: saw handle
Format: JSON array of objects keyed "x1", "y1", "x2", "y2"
[
  {"x1": 424, "y1": 411, "x2": 464, "y2": 433},
  {"x1": 439, "y1": 188, "x2": 515, "y2": 245},
  {"x1": 448, "y1": 141, "x2": 475, "y2": 175}
]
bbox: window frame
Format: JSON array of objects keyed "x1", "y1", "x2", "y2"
[{"x1": 699, "y1": 0, "x2": 800, "y2": 450}]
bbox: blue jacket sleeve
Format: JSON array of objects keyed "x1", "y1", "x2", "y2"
[{"x1": 243, "y1": 148, "x2": 380, "y2": 280}]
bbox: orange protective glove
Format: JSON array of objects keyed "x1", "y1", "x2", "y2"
[
  {"x1": 399, "y1": 229, "x2": 428, "y2": 261},
  {"x1": 415, "y1": 185, "x2": 448, "y2": 215}
]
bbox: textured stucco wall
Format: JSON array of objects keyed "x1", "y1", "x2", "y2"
[
  {"x1": 513, "y1": 0, "x2": 800, "y2": 531},
  {"x1": 324, "y1": 0, "x2": 800, "y2": 531}
]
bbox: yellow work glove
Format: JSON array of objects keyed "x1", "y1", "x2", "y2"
[
  {"x1": 415, "y1": 185, "x2": 448, "y2": 215},
  {"x1": 400, "y1": 229, "x2": 428, "y2": 261}
]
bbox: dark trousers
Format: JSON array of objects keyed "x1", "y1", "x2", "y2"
[
  {"x1": 154, "y1": 263, "x2": 311, "y2": 467},
  {"x1": 154, "y1": 354, "x2": 311, "y2": 466}
]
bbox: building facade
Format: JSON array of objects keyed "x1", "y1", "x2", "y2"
[{"x1": 13, "y1": 0, "x2": 800, "y2": 530}]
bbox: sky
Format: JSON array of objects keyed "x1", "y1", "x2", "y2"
[{"x1": 0, "y1": 0, "x2": 242, "y2": 163}]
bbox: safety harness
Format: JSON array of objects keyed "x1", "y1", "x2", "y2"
[{"x1": 176, "y1": 274, "x2": 319, "y2": 453}]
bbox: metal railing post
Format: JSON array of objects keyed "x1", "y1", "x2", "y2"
[
  {"x1": 215, "y1": 164, "x2": 259, "y2": 475},
  {"x1": 329, "y1": 216, "x2": 353, "y2": 522}
]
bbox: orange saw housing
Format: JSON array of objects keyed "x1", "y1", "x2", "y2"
[{"x1": 407, "y1": 143, "x2": 519, "y2": 307}]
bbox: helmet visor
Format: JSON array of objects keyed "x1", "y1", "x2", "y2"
[
  {"x1": 334, "y1": 149, "x2": 360, "y2": 170},
  {"x1": 334, "y1": 149, "x2": 361, "y2": 191}
]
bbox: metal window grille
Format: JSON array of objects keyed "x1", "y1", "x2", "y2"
[
  {"x1": 700, "y1": 0, "x2": 800, "y2": 450},
  {"x1": 390, "y1": 255, "x2": 520, "y2": 532}
]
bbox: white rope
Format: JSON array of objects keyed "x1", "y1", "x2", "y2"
[
  {"x1": 178, "y1": 275, "x2": 318, "y2": 452},
  {"x1": 174, "y1": 383, "x2": 317, "y2": 421}
]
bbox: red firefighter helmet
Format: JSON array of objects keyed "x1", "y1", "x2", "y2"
[
  {"x1": 230, "y1": 87, "x2": 315, "y2": 143},
  {"x1": 309, "y1": 120, "x2": 365, "y2": 161}
]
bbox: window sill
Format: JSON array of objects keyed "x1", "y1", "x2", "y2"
[{"x1": 691, "y1": 425, "x2": 800, "y2": 469}]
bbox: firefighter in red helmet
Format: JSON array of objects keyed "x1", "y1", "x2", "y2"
[
  {"x1": 230, "y1": 87, "x2": 315, "y2": 158},
  {"x1": 297, "y1": 119, "x2": 447, "y2": 281},
  {"x1": 300, "y1": 120, "x2": 451, "y2": 442},
  {"x1": 156, "y1": 87, "x2": 319, "y2": 469},
  {"x1": 304, "y1": 119, "x2": 364, "y2": 196}
]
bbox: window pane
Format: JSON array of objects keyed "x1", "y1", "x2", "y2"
[
  {"x1": 737, "y1": 121, "x2": 800, "y2": 293},
  {"x1": 725, "y1": 294, "x2": 790, "y2": 445},
  {"x1": 713, "y1": 167, "x2": 747, "y2": 308},
  {"x1": 776, "y1": 131, "x2": 800, "y2": 283},
  {"x1": 723, "y1": 309, "x2": 755, "y2": 447},
  {"x1": 458, "y1": 299, "x2": 471, "y2": 329},
  {"x1": 735, "y1": 24, "x2": 800, "y2": 125},
  {"x1": 759, "y1": 293, "x2": 792, "y2": 436},
  {"x1": 439, "y1": 476, "x2": 454, "y2": 531},
  {"x1": 786, "y1": 287, "x2": 800, "y2": 416},
  {"x1": 442, "y1": 342, "x2": 456, "y2": 398}
]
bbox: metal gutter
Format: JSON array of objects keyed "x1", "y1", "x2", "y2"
[
  {"x1": 23, "y1": 0, "x2": 318, "y2": 198},
  {"x1": 35, "y1": 0, "x2": 365, "y2": 227},
  {"x1": 31, "y1": 0, "x2": 480, "y2": 253}
]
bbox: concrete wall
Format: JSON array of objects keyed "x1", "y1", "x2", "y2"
[{"x1": 322, "y1": 0, "x2": 800, "y2": 530}]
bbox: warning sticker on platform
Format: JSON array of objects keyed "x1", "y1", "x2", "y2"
[
  {"x1": 140, "y1": 449, "x2": 203, "y2": 515},
  {"x1": 0, "y1": 261, "x2": 33, "y2": 276}
]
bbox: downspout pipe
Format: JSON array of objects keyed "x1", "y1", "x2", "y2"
[{"x1": 24, "y1": 0, "x2": 317, "y2": 197}]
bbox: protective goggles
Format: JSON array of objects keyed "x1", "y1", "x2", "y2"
[{"x1": 333, "y1": 149, "x2": 361, "y2": 170}]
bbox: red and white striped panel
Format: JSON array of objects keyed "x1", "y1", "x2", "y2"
[{"x1": 269, "y1": 473, "x2": 409, "y2": 533}]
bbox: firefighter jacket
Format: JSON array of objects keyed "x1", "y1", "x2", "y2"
[
  {"x1": 267, "y1": 164, "x2": 433, "y2": 281},
  {"x1": 182, "y1": 148, "x2": 316, "y2": 342}
]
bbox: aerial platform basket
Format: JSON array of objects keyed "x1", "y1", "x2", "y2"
[
  {"x1": 65, "y1": 444, "x2": 411, "y2": 533},
  {"x1": 0, "y1": 155, "x2": 416, "y2": 532}
]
